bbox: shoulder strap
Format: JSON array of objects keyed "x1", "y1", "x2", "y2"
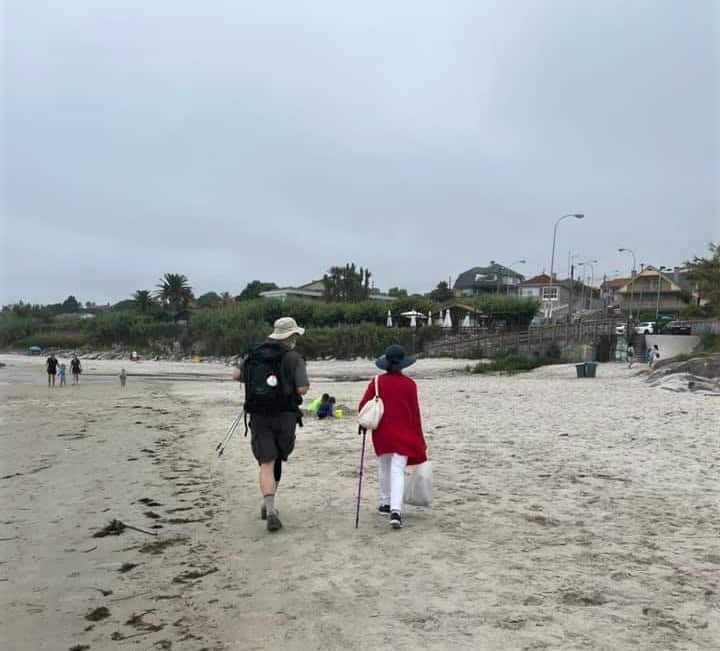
[{"x1": 373, "y1": 374, "x2": 380, "y2": 398}]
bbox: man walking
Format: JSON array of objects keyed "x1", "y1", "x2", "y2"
[
  {"x1": 46, "y1": 353, "x2": 59, "y2": 387},
  {"x1": 233, "y1": 317, "x2": 309, "y2": 532}
]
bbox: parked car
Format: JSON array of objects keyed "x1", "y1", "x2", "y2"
[
  {"x1": 635, "y1": 322, "x2": 656, "y2": 335},
  {"x1": 662, "y1": 321, "x2": 692, "y2": 335}
]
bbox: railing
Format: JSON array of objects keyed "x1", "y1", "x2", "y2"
[{"x1": 425, "y1": 319, "x2": 619, "y2": 357}]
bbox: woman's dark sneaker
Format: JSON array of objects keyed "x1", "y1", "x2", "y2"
[
  {"x1": 266, "y1": 510, "x2": 283, "y2": 532},
  {"x1": 378, "y1": 504, "x2": 391, "y2": 515},
  {"x1": 390, "y1": 512, "x2": 402, "y2": 529}
]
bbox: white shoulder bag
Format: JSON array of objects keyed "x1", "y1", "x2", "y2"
[{"x1": 358, "y1": 375, "x2": 384, "y2": 430}]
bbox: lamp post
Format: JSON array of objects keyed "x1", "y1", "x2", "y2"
[
  {"x1": 577, "y1": 260, "x2": 597, "y2": 310},
  {"x1": 505, "y1": 259, "x2": 526, "y2": 295},
  {"x1": 655, "y1": 265, "x2": 668, "y2": 323},
  {"x1": 547, "y1": 214, "x2": 584, "y2": 319},
  {"x1": 618, "y1": 248, "x2": 637, "y2": 321}
]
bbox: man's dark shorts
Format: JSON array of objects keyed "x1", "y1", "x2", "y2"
[{"x1": 249, "y1": 412, "x2": 298, "y2": 464}]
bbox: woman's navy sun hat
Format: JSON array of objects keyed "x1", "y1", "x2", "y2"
[{"x1": 375, "y1": 344, "x2": 416, "y2": 372}]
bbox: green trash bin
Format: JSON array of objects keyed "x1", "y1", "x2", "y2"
[
  {"x1": 575, "y1": 364, "x2": 586, "y2": 378},
  {"x1": 584, "y1": 362, "x2": 598, "y2": 378}
]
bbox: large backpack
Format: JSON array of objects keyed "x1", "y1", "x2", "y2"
[{"x1": 242, "y1": 342, "x2": 292, "y2": 415}]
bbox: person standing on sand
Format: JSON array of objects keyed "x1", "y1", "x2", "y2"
[
  {"x1": 649, "y1": 344, "x2": 660, "y2": 369},
  {"x1": 358, "y1": 344, "x2": 427, "y2": 530},
  {"x1": 58, "y1": 363, "x2": 67, "y2": 387},
  {"x1": 119, "y1": 368, "x2": 127, "y2": 389},
  {"x1": 70, "y1": 355, "x2": 82, "y2": 384},
  {"x1": 626, "y1": 343, "x2": 635, "y2": 369},
  {"x1": 46, "y1": 353, "x2": 58, "y2": 387},
  {"x1": 232, "y1": 317, "x2": 309, "y2": 533}
]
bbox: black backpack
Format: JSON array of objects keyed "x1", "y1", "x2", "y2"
[{"x1": 242, "y1": 342, "x2": 292, "y2": 415}]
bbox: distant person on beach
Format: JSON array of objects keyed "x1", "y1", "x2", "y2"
[
  {"x1": 58, "y1": 363, "x2": 67, "y2": 387},
  {"x1": 119, "y1": 368, "x2": 127, "y2": 388},
  {"x1": 46, "y1": 354, "x2": 58, "y2": 387},
  {"x1": 232, "y1": 317, "x2": 309, "y2": 533},
  {"x1": 358, "y1": 344, "x2": 427, "y2": 530},
  {"x1": 70, "y1": 355, "x2": 82, "y2": 384},
  {"x1": 316, "y1": 394, "x2": 335, "y2": 419},
  {"x1": 649, "y1": 345, "x2": 660, "y2": 369},
  {"x1": 626, "y1": 343, "x2": 635, "y2": 369}
]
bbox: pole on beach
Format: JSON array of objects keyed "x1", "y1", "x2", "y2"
[{"x1": 355, "y1": 426, "x2": 368, "y2": 529}]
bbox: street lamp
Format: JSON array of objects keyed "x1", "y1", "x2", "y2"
[
  {"x1": 505, "y1": 259, "x2": 527, "y2": 295},
  {"x1": 548, "y1": 214, "x2": 584, "y2": 318},
  {"x1": 577, "y1": 260, "x2": 597, "y2": 310},
  {"x1": 655, "y1": 265, "x2": 668, "y2": 322},
  {"x1": 618, "y1": 248, "x2": 637, "y2": 321}
]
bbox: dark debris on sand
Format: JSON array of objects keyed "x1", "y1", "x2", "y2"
[{"x1": 85, "y1": 606, "x2": 111, "y2": 622}]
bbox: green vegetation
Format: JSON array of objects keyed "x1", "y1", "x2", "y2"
[
  {"x1": 467, "y1": 354, "x2": 561, "y2": 375},
  {"x1": 685, "y1": 243, "x2": 720, "y2": 314},
  {"x1": 322, "y1": 263, "x2": 371, "y2": 302},
  {"x1": 1, "y1": 266, "x2": 540, "y2": 358}
]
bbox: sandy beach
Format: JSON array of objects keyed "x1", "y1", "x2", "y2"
[{"x1": 1, "y1": 353, "x2": 718, "y2": 650}]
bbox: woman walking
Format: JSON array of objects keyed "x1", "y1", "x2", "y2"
[{"x1": 358, "y1": 344, "x2": 426, "y2": 529}]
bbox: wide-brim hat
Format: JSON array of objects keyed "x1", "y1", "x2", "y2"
[
  {"x1": 268, "y1": 316, "x2": 305, "y2": 340},
  {"x1": 375, "y1": 344, "x2": 416, "y2": 371}
]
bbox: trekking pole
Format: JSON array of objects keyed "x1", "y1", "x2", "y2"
[
  {"x1": 216, "y1": 411, "x2": 243, "y2": 457},
  {"x1": 355, "y1": 426, "x2": 367, "y2": 529}
]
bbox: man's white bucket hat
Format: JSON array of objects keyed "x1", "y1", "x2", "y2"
[{"x1": 268, "y1": 317, "x2": 305, "y2": 340}]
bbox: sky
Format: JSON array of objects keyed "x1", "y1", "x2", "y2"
[{"x1": 2, "y1": 0, "x2": 719, "y2": 305}]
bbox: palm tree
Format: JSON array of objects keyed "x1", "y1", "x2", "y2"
[
  {"x1": 156, "y1": 273, "x2": 194, "y2": 311},
  {"x1": 133, "y1": 290, "x2": 154, "y2": 314}
]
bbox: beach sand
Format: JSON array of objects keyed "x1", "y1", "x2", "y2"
[{"x1": 1, "y1": 353, "x2": 718, "y2": 650}]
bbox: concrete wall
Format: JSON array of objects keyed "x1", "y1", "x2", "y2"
[{"x1": 645, "y1": 335, "x2": 701, "y2": 359}]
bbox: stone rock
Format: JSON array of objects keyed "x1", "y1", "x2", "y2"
[{"x1": 687, "y1": 355, "x2": 720, "y2": 379}]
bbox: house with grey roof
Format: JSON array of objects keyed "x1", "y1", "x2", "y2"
[{"x1": 453, "y1": 262, "x2": 525, "y2": 296}]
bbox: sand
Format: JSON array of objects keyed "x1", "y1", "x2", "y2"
[{"x1": 1, "y1": 353, "x2": 718, "y2": 650}]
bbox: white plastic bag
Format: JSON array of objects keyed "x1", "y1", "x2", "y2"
[
  {"x1": 358, "y1": 375, "x2": 384, "y2": 430},
  {"x1": 404, "y1": 461, "x2": 432, "y2": 506}
]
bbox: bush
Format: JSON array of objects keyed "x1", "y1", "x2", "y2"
[
  {"x1": 468, "y1": 355, "x2": 560, "y2": 375},
  {"x1": 15, "y1": 330, "x2": 91, "y2": 350}
]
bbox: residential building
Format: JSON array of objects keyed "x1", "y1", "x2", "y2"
[
  {"x1": 453, "y1": 261, "x2": 525, "y2": 296},
  {"x1": 259, "y1": 280, "x2": 396, "y2": 302},
  {"x1": 519, "y1": 274, "x2": 601, "y2": 318},
  {"x1": 600, "y1": 277, "x2": 631, "y2": 307},
  {"x1": 615, "y1": 267, "x2": 694, "y2": 314}
]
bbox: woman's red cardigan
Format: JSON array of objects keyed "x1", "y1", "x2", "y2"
[{"x1": 358, "y1": 372, "x2": 427, "y2": 466}]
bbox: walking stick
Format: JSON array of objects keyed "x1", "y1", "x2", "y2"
[{"x1": 355, "y1": 426, "x2": 367, "y2": 529}]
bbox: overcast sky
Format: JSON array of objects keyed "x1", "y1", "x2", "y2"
[{"x1": 2, "y1": 0, "x2": 718, "y2": 305}]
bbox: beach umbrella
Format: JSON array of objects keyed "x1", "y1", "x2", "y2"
[
  {"x1": 442, "y1": 308, "x2": 453, "y2": 328},
  {"x1": 386, "y1": 310, "x2": 393, "y2": 328}
]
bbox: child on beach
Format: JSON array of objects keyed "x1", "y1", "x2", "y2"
[
  {"x1": 649, "y1": 345, "x2": 660, "y2": 368},
  {"x1": 316, "y1": 394, "x2": 335, "y2": 419},
  {"x1": 58, "y1": 363, "x2": 66, "y2": 387},
  {"x1": 119, "y1": 368, "x2": 127, "y2": 388},
  {"x1": 626, "y1": 344, "x2": 635, "y2": 369}
]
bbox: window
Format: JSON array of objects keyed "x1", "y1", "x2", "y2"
[{"x1": 542, "y1": 286, "x2": 559, "y2": 301}]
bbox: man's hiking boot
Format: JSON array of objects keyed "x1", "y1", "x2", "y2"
[
  {"x1": 266, "y1": 509, "x2": 283, "y2": 532},
  {"x1": 260, "y1": 504, "x2": 279, "y2": 521},
  {"x1": 378, "y1": 504, "x2": 391, "y2": 515},
  {"x1": 390, "y1": 512, "x2": 402, "y2": 529}
]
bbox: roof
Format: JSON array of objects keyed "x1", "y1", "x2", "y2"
[
  {"x1": 519, "y1": 274, "x2": 552, "y2": 287},
  {"x1": 601, "y1": 278, "x2": 630, "y2": 290},
  {"x1": 618, "y1": 267, "x2": 693, "y2": 297},
  {"x1": 454, "y1": 262, "x2": 525, "y2": 289}
]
